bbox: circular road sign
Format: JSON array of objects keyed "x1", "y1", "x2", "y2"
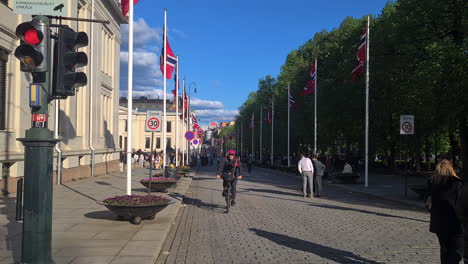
[
  {"x1": 146, "y1": 117, "x2": 160, "y2": 131},
  {"x1": 402, "y1": 121, "x2": 413, "y2": 134},
  {"x1": 185, "y1": 131, "x2": 195, "y2": 141},
  {"x1": 192, "y1": 139, "x2": 199, "y2": 145}
]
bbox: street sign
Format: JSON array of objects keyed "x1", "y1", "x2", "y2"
[
  {"x1": 14, "y1": 0, "x2": 67, "y2": 16},
  {"x1": 185, "y1": 131, "x2": 194, "y2": 141},
  {"x1": 192, "y1": 139, "x2": 200, "y2": 145},
  {"x1": 400, "y1": 115, "x2": 415, "y2": 135},
  {"x1": 145, "y1": 111, "x2": 162, "y2": 132}
]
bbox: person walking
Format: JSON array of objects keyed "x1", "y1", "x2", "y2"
[
  {"x1": 138, "y1": 153, "x2": 145, "y2": 168},
  {"x1": 312, "y1": 155, "x2": 326, "y2": 197},
  {"x1": 426, "y1": 159, "x2": 464, "y2": 264},
  {"x1": 298, "y1": 154, "x2": 314, "y2": 198}
]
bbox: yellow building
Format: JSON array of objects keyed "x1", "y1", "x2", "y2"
[
  {"x1": 0, "y1": 0, "x2": 126, "y2": 194},
  {"x1": 118, "y1": 98, "x2": 187, "y2": 157}
]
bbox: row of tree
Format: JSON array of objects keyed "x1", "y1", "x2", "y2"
[{"x1": 233, "y1": 0, "x2": 467, "y2": 178}]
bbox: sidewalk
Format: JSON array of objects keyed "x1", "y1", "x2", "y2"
[
  {"x1": 0, "y1": 167, "x2": 193, "y2": 264},
  {"x1": 255, "y1": 167, "x2": 427, "y2": 210}
]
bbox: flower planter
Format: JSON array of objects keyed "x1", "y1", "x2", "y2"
[
  {"x1": 140, "y1": 177, "x2": 177, "y2": 192},
  {"x1": 100, "y1": 195, "x2": 175, "y2": 225}
]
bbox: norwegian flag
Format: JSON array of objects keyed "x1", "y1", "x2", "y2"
[
  {"x1": 266, "y1": 108, "x2": 272, "y2": 123},
  {"x1": 121, "y1": 0, "x2": 139, "y2": 17},
  {"x1": 289, "y1": 91, "x2": 295, "y2": 109},
  {"x1": 351, "y1": 24, "x2": 367, "y2": 81},
  {"x1": 300, "y1": 64, "x2": 316, "y2": 95},
  {"x1": 191, "y1": 113, "x2": 197, "y2": 124},
  {"x1": 160, "y1": 30, "x2": 177, "y2": 79}
]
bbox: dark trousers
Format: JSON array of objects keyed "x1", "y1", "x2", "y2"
[
  {"x1": 314, "y1": 175, "x2": 323, "y2": 196},
  {"x1": 436, "y1": 233, "x2": 464, "y2": 264},
  {"x1": 223, "y1": 179, "x2": 238, "y2": 201}
]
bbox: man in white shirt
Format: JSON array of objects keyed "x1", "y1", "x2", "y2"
[{"x1": 298, "y1": 154, "x2": 315, "y2": 198}]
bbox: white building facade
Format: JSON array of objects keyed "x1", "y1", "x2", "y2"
[{"x1": 0, "y1": 0, "x2": 126, "y2": 194}]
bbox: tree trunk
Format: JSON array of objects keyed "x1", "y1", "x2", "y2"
[{"x1": 460, "y1": 116, "x2": 468, "y2": 180}]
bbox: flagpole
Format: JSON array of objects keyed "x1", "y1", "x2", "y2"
[
  {"x1": 260, "y1": 106, "x2": 262, "y2": 163},
  {"x1": 252, "y1": 113, "x2": 254, "y2": 160},
  {"x1": 240, "y1": 122, "x2": 243, "y2": 156},
  {"x1": 314, "y1": 59, "x2": 317, "y2": 155},
  {"x1": 287, "y1": 82, "x2": 291, "y2": 167},
  {"x1": 271, "y1": 96, "x2": 274, "y2": 166},
  {"x1": 182, "y1": 78, "x2": 186, "y2": 165},
  {"x1": 163, "y1": 9, "x2": 167, "y2": 168},
  {"x1": 175, "y1": 56, "x2": 179, "y2": 166},
  {"x1": 365, "y1": 15, "x2": 370, "y2": 188},
  {"x1": 126, "y1": 0, "x2": 134, "y2": 195}
]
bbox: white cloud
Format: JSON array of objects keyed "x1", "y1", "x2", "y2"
[
  {"x1": 190, "y1": 98, "x2": 223, "y2": 109},
  {"x1": 195, "y1": 109, "x2": 239, "y2": 122},
  {"x1": 121, "y1": 18, "x2": 162, "y2": 48},
  {"x1": 120, "y1": 51, "x2": 158, "y2": 66}
]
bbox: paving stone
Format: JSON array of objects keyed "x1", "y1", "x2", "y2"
[{"x1": 156, "y1": 165, "x2": 439, "y2": 264}]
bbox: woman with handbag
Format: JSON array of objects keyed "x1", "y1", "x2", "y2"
[
  {"x1": 216, "y1": 150, "x2": 243, "y2": 206},
  {"x1": 427, "y1": 159, "x2": 464, "y2": 263}
]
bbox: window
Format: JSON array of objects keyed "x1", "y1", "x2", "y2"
[
  {"x1": 119, "y1": 136, "x2": 122, "y2": 149},
  {"x1": 0, "y1": 49, "x2": 7, "y2": 131},
  {"x1": 124, "y1": 137, "x2": 128, "y2": 150},
  {"x1": 156, "y1": 138, "x2": 161, "y2": 149},
  {"x1": 167, "y1": 121, "x2": 172, "y2": 132},
  {"x1": 167, "y1": 137, "x2": 171, "y2": 148},
  {"x1": 145, "y1": 137, "x2": 150, "y2": 149},
  {"x1": 125, "y1": 120, "x2": 128, "y2": 132}
]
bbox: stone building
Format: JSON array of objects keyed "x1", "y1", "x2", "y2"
[
  {"x1": 118, "y1": 97, "x2": 187, "y2": 158},
  {"x1": 0, "y1": 0, "x2": 126, "y2": 194}
]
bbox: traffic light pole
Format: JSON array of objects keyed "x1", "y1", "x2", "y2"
[{"x1": 17, "y1": 15, "x2": 59, "y2": 264}]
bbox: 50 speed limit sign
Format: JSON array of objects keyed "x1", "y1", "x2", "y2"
[
  {"x1": 400, "y1": 115, "x2": 414, "y2": 135},
  {"x1": 145, "y1": 111, "x2": 162, "y2": 132}
]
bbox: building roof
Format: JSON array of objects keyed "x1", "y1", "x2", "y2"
[{"x1": 119, "y1": 97, "x2": 183, "y2": 113}]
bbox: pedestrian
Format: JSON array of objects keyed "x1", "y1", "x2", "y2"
[
  {"x1": 298, "y1": 154, "x2": 314, "y2": 198},
  {"x1": 458, "y1": 184, "x2": 468, "y2": 264},
  {"x1": 312, "y1": 155, "x2": 326, "y2": 197},
  {"x1": 139, "y1": 153, "x2": 145, "y2": 167},
  {"x1": 133, "y1": 152, "x2": 138, "y2": 168},
  {"x1": 426, "y1": 159, "x2": 464, "y2": 264}
]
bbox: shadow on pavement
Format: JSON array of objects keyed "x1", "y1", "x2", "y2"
[
  {"x1": 0, "y1": 196, "x2": 22, "y2": 262},
  {"x1": 242, "y1": 187, "x2": 299, "y2": 197},
  {"x1": 169, "y1": 191, "x2": 225, "y2": 214},
  {"x1": 307, "y1": 203, "x2": 428, "y2": 223},
  {"x1": 84, "y1": 210, "x2": 121, "y2": 221},
  {"x1": 249, "y1": 228, "x2": 383, "y2": 264}
]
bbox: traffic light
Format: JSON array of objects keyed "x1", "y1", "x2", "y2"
[
  {"x1": 14, "y1": 19, "x2": 48, "y2": 72},
  {"x1": 52, "y1": 26, "x2": 88, "y2": 98}
]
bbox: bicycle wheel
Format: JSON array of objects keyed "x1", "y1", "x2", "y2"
[{"x1": 226, "y1": 182, "x2": 230, "y2": 213}]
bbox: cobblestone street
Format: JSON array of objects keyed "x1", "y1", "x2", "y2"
[{"x1": 156, "y1": 166, "x2": 439, "y2": 264}]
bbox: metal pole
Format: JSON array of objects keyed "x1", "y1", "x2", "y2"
[
  {"x1": 126, "y1": 0, "x2": 134, "y2": 195},
  {"x1": 260, "y1": 106, "x2": 262, "y2": 163},
  {"x1": 271, "y1": 96, "x2": 274, "y2": 165},
  {"x1": 175, "y1": 56, "x2": 179, "y2": 167},
  {"x1": 54, "y1": 99, "x2": 62, "y2": 184},
  {"x1": 182, "y1": 79, "x2": 186, "y2": 165},
  {"x1": 148, "y1": 131, "x2": 154, "y2": 194},
  {"x1": 287, "y1": 82, "x2": 290, "y2": 167},
  {"x1": 252, "y1": 113, "x2": 254, "y2": 160},
  {"x1": 364, "y1": 15, "x2": 370, "y2": 188},
  {"x1": 17, "y1": 15, "x2": 59, "y2": 264},
  {"x1": 241, "y1": 122, "x2": 243, "y2": 156},
  {"x1": 314, "y1": 59, "x2": 317, "y2": 155},
  {"x1": 163, "y1": 9, "x2": 167, "y2": 169}
]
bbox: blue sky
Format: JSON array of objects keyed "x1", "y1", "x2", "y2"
[{"x1": 120, "y1": 0, "x2": 391, "y2": 126}]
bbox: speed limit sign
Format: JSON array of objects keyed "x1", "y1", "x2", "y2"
[
  {"x1": 145, "y1": 111, "x2": 162, "y2": 132},
  {"x1": 400, "y1": 115, "x2": 414, "y2": 135}
]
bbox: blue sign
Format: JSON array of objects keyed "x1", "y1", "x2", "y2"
[{"x1": 185, "y1": 131, "x2": 194, "y2": 140}]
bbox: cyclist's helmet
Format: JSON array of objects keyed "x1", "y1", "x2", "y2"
[{"x1": 228, "y1": 150, "x2": 236, "y2": 155}]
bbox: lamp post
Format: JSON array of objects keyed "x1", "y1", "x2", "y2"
[{"x1": 188, "y1": 82, "x2": 197, "y2": 165}]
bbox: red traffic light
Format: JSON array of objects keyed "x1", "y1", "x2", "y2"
[
  {"x1": 16, "y1": 23, "x2": 43, "y2": 45},
  {"x1": 24, "y1": 28, "x2": 41, "y2": 45}
]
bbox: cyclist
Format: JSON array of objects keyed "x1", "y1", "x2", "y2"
[{"x1": 216, "y1": 150, "x2": 243, "y2": 206}]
